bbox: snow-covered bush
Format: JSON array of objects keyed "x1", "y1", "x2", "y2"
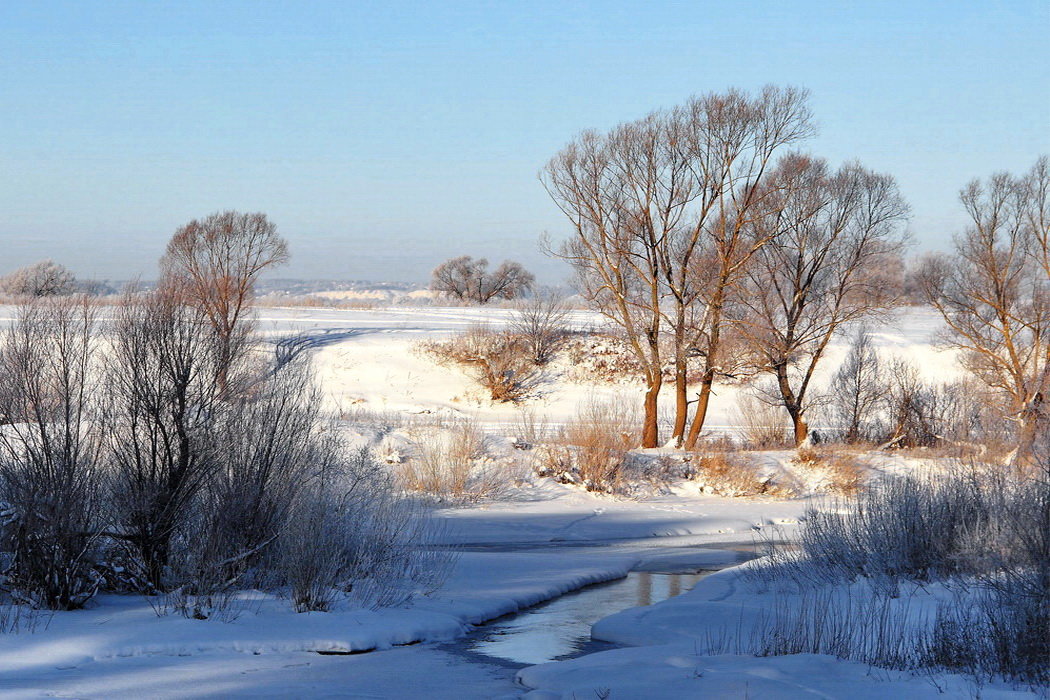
[
  {"x1": 397, "y1": 420, "x2": 508, "y2": 502},
  {"x1": 749, "y1": 462, "x2": 1049, "y2": 687},
  {"x1": 278, "y1": 447, "x2": 453, "y2": 612}
]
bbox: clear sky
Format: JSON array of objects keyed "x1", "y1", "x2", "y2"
[{"x1": 1, "y1": 1, "x2": 1048, "y2": 285}]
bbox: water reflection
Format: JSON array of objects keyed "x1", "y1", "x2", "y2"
[{"x1": 465, "y1": 571, "x2": 710, "y2": 666}]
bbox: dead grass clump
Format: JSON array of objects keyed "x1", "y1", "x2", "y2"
[
  {"x1": 793, "y1": 447, "x2": 865, "y2": 495},
  {"x1": 420, "y1": 324, "x2": 539, "y2": 402},
  {"x1": 692, "y1": 452, "x2": 790, "y2": 497},
  {"x1": 734, "y1": 393, "x2": 791, "y2": 449},
  {"x1": 536, "y1": 400, "x2": 637, "y2": 493},
  {"x1": 397, "y1": 421, "x2": 504, "y2": 502}
]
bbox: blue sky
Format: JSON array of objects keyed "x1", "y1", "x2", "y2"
[{"x1": 1, "y1": 1, "x2": 1047, "y2": 284}]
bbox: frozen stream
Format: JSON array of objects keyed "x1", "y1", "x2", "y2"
[
  {"x1": 445, "y1": 570, "x2": 716, "y2": 667},
  {"x1": 435, "y1": 543, "x2": 758, "y2": 677}
]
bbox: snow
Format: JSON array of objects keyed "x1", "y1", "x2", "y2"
[
  {"x1": 519, "y1": 650, "x2": 1031, "y2": 699},
  {"x1": 517, "y1": 560, "x2": 1040, "y2": 698},
  {"x1": 0, "y1": 304, "x2": 1022, "y2": 699},
  {"x1": 245, "y1": 304, "x2": 961, "y2": 432}
]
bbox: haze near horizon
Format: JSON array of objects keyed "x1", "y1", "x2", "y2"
[{"x1": 1, "y1": 1, "x2": 1047, "y2": 285}]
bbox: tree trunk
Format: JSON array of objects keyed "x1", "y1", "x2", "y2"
[
  {"x1": 684, "y1": 373, "x2": 714, "y2": 450},
  {"x1": 672, "y1": 362, "x2": 688, "y2": 447},
  {"x1": 1009, "y1": 395, "x2": 1045, "y2": 470},
  {"x1": 642, "y1": 377, "x2": 661, "y2": 448},
  {"x1": 774, "y1": 361, "x2": 809, "y2": 447},
  {"x1": 790, "y1": 409, "x2": 809, "y2": 447},
  {"x1": 670, "y1": 313, "x2": 689, "y2": 446}
]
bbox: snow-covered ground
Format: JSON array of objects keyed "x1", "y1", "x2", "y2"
[
  {"x1": 518, "y1": 560, "x2": 1039, "y2": 699},
  {"x1": 248, "y1": 304, "x2": 960, "y2": 431},
  {"x1": 1, "y1": 304, "x2": 1025, "y2": 699}
]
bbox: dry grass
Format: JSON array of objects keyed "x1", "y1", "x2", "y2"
[
  {"x1": 734, "y1": 393, "x2": 791, "y2": 449},
  {"x1": 420, "y1": 324, "x2": 540, "y2": 402},
  {"x1": 794, "y1": 446, "x2": 865, "y2": 495},
  {"x1": 535, "y1": 399, "x2": 637, "y2": 493},
  {"x1": 396, "y1": 420, "x2": 507, "y2": 502},
  {"x1": 692, "y1": 452, "x2": 795, "y2": 497}
]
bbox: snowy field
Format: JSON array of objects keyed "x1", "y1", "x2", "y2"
[
  {"x1": 248, "y1": 304, "x2": 961, "y2": 432},
  {"x1": 0, "y1": 304, "x2": 1036, "y2": 699}
]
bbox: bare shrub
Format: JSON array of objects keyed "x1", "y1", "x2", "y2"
[
  {"x1": 734, "y1": 392, "x2": 791, "y2": 449},
  {"x1": 278, "y1": 448, "x2": 453, "y2": 612},
  {"x1": 514, "y1": 408, "x2": 552, "y2": 450},
  {"x1": 511, "y1": 293, "x2": 570, "y2": 365},
  {"x1": 398, "y1": 421, "x2": 503, "y2": 502},
  {"x1": 0, "y1": 298, "x2": 106, "y2": 609},
  {"x1": 158, "y1": 357, "x2": 329, "y2": 618},
  {"x1": 757, "y1": 464, "x2": 1048, "y2": 588},
  {"x1": 563, "y1": 332, "x2": 646, "y2": 383},
  {"x1": 537, "y1": 400, "x2": 637, "y2": 493},
  {"x1": 747, "y1": 587, "x2": 927, "y2": 671},
  {"x1": 825, "y1": 327, "x2": 886, "y2": 444},
  {"x1": 0, "y1": 602, "x2": 52, "y2": 634},
  {"x1": 422, "y1": 325, "x2": 540, "y2": 402},
  {"x1": 791, "y1": 447, "x2": 865, "y2": 495},
  {"x1": 926, "y1": 569, "x2": 1048, "y2": 687},
  {"x1": 747, "y1": 461, "x2": 1049, "y2": 688},
  {"x1": 105, "y1": 289, "x2": 232, "y2": 591}
]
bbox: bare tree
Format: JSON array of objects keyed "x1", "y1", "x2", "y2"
[
  {"x1": 430, "y1": 256, "x2": 534, "y2": 303},
  {"x1": 545, "y1": 86, "x2": 813, "y2": 448},
  {"x1": 922, "y1": 156, "x2": 1049, "y2": 464},
  {"x1": 0, "y1": 260, "x2": 77, "y2": 297},
  {"x1": 739, "y1": 155, "x2": 909, "y2": 446},
  {"x1": 0, "y1": 297, "x2": 105, "y2": 609},
  {"x1": 511, "y1": 292, "x2": 571, "y2": 364},
  {"x1": 544, "y1": 121, "x2": 669, "y2": 446},
  {"x1": 675, "y1": 87, "x2": 815, "y2": 449},
  {"x1": 105, "y1": 289, "x2": 228, "y2": 590},
  {"x1": 826, "y1": 327, "x2": 886, "y2": 443},
  {"x1": 161, "y1": 211, "x2": 289, "y2": 376}
]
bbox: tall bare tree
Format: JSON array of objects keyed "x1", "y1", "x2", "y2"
[
  {"x1": 544, "y1": 87, "x2": 813, "y2": 448},
  {"x1": 674, "y1": 86, "x2": 814, "y2": 449},
  {"x1": 922, "y1": 156, "x2": 1049, "y2": 464},
  {"x1": 738, "y1": 155, "x2": 909, "y2": 446},
  {"x1": 161, "y1": 211, "x2": 289, "y2": 376},
  {"x1": 544, "y1": 119, "x2": 675, "y2": 447}
]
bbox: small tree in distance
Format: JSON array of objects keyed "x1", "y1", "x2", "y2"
[
  {"x1": 430, "y1": 255, "x2": 534, "y2": 303},
  {"x1": 0, "y1": 260, "x2": 77, "y2": 297}
]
